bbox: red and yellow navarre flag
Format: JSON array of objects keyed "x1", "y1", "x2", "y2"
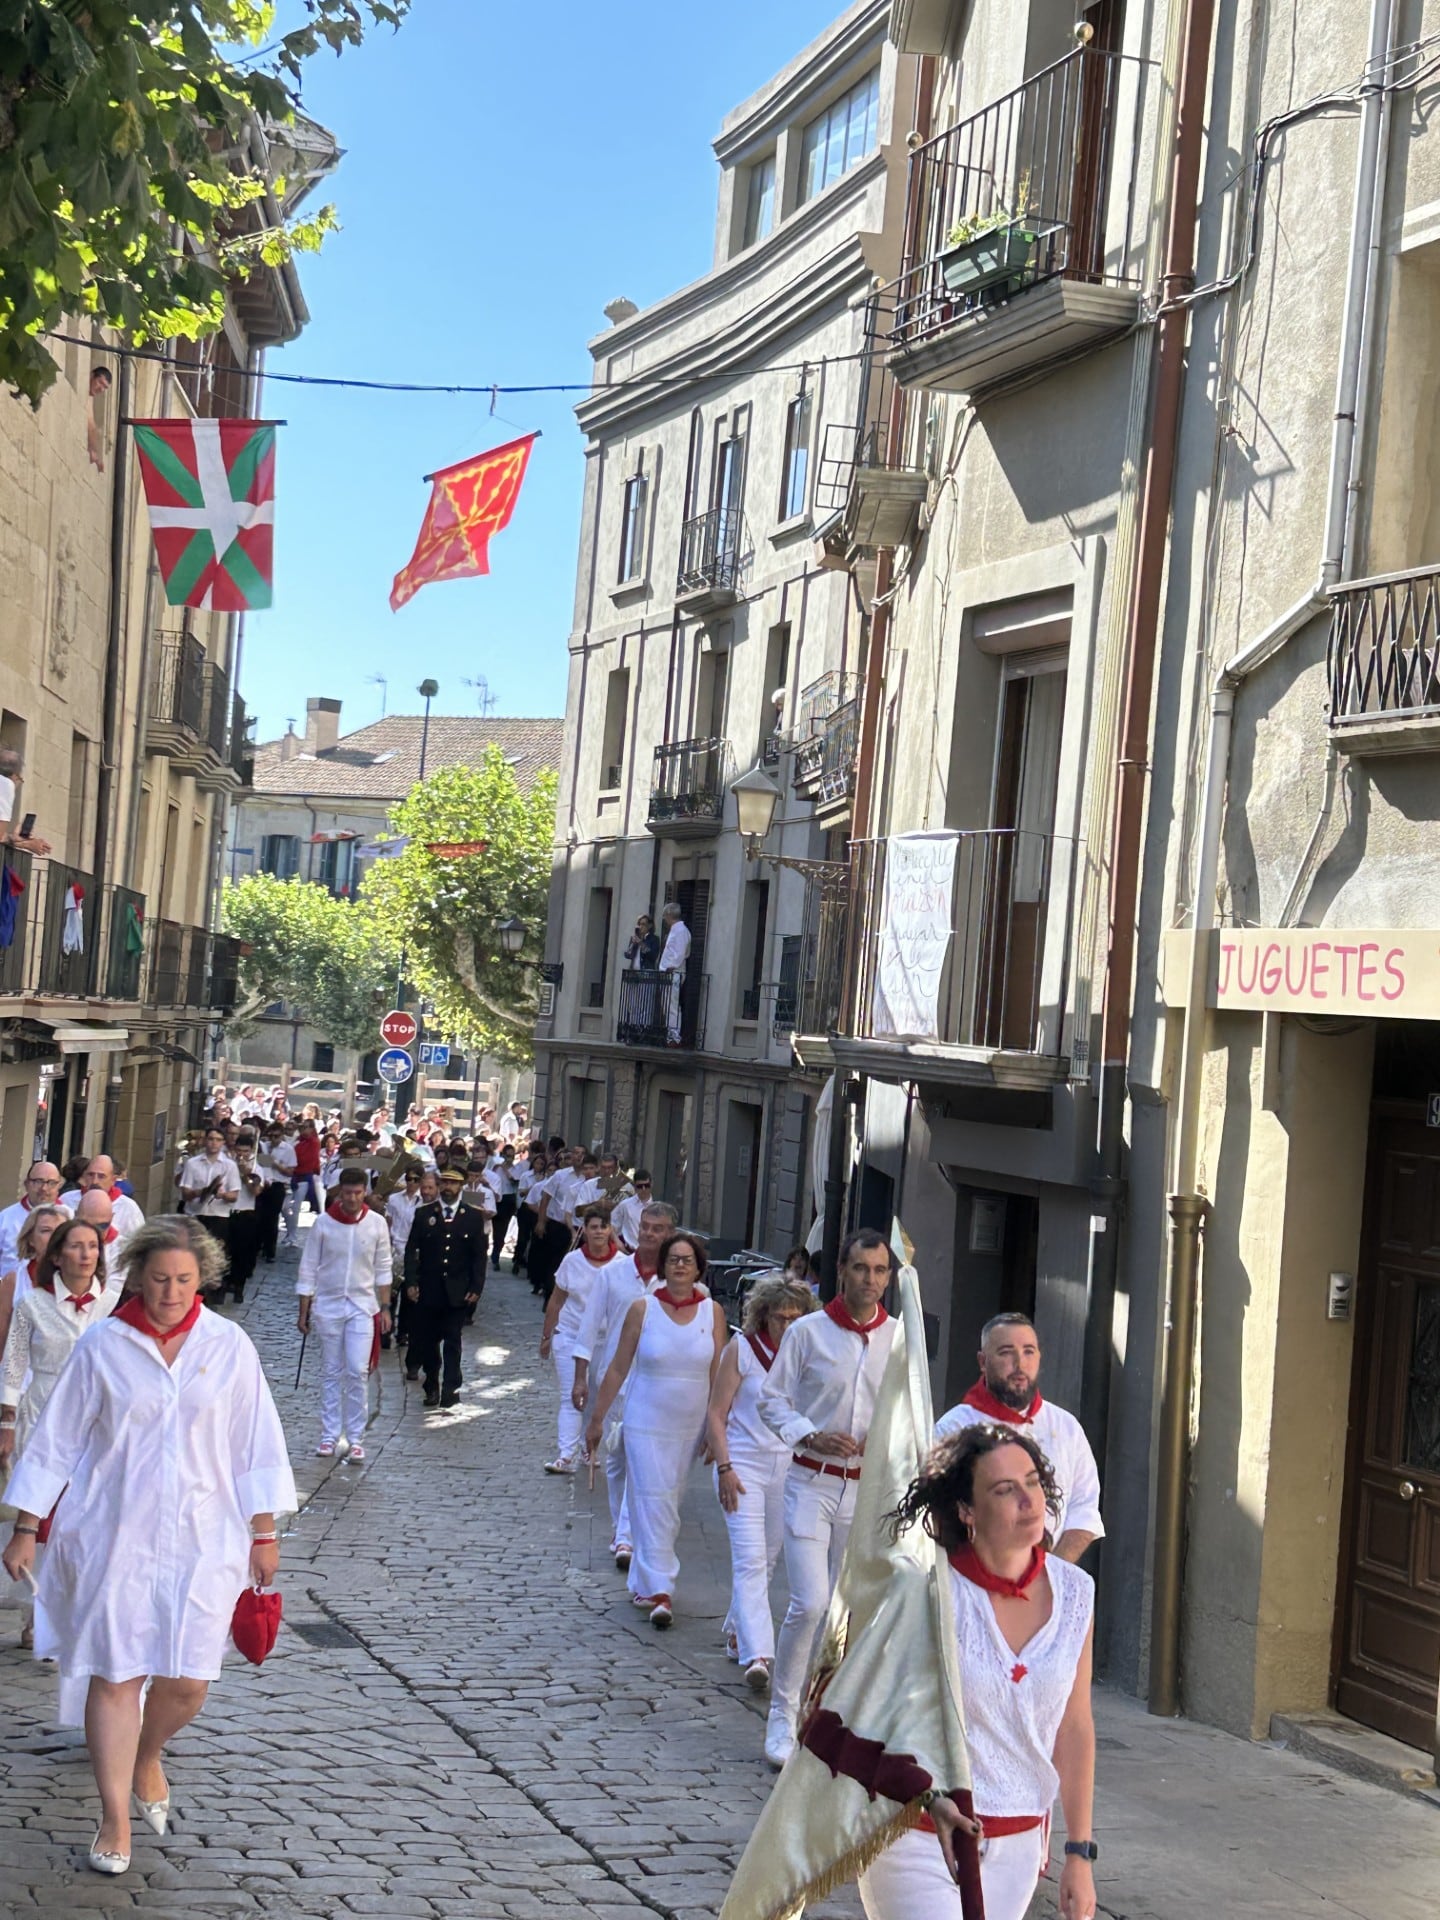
[
  {"x1": 390, "y1": 432, "x2": 535, "y2": 611},
  {"x1": 132, "y1": 418, "x2": 277, "y2": 611}
]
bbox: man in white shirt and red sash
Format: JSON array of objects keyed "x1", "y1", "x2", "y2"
[
  {"x1": 59, "y1": 1155, "x2": 145, "y2": 1259},
  {"x1": 934, "y1": 1310, "x2": 1103, "y2": 1564},
  {"x1": 758, "y1": 1227, "x2": 898, "y2": 1769},
  {"x1": 296, "y1": 1169, "x2": 392, "y2": 1463},
  {"x1": 0, "y1": 1162, "x2": 65, "y2": 1278}
]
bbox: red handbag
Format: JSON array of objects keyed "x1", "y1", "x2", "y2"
[{"x1": 231, "y1": 1585, "x2": 282, "y2": 1664}]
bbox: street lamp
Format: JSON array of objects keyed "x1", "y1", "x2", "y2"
[
  {"x1": 497, "y1": 916, "x2": 527, "y2": 958},
  {"x1": 729, "y1": 764, "x2": 851, "y2": 894},
  {"x1": 417, "y1": 677, "x2": 439, "y2": 780}
]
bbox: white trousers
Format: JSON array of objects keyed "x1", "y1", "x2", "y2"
[
  {"x1": 624, "y1": 1426, "x2": 693, "y2": 1602},
  {"x1": 722, "y1": 1445, "x2": 788, "y2": 1664},
  {"x1": 770, "y1": 1465, "x2": 858, "y2": 1732},
  {"x1": 603, "y1": 1417, "x2": 630, "y2": 1546},
  {"x1": 858, "y1": 1823, "x2": 1045, "y2": 1920},
  {"x1": 314, "y1": 1303, "x2": 372, "y2": 1445},
  {"x1": 552, "y1": 1333, "x2": 584, "y2": 1460}
]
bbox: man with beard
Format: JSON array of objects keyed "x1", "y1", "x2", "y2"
[{"x1": 934, "y1": 1310, "x2": 1102, "y2": 1565}]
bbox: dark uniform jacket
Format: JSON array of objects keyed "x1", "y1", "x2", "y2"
[{"x1": 404, "y1": 1200, "x2": 487, "y2": 1309}]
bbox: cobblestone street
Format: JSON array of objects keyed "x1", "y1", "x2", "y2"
[{"x1": 1, "y1": 1246, "x2": 1436, "y2": 1919}]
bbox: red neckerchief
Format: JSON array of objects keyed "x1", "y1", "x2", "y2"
[
  {"x1": 580, "y1": 1240, "x2": 618, "y2": 1265},
  {"x1": 63, "y1": 1289, "x2": 98, "y2": 1314},
  {"x1": 824, "y1": 1296, "x2": 889, "y2": 1339},
  {"x1": 102, "y1": 1226, "x2": 118, "y2": 1245},
  {"x1": 962, "y1": 1376, "x2": 1043, "y2": 1425},
  {"x1": 745, "y1": 1329, "x2": 778, "y2": 1371},
  {"x1": 19, "y1": 1196, "x2": 31, "y2": 1213},
  {"x1": 113, "y1": 1293, "x2": 204, "y2": 1347},
  {"x1": 635, "y1": 1260, "x2": 659, "y2": 1282},
  {"x1": 107, "y1": 1184, "x2": 124, "y2": 1203},
  {"x1": 654, "y1": 1286, "x2": 706, "y2": 1310},
  {"x1": 325, "y1": 1200, "x2": 369, "y2": 1225},
  {"x1": 949, "y1": 1542, "x2": 1046, "y2": 1601}
]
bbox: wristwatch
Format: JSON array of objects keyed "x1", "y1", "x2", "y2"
[{"x1": 1063, "y1": 1840, "x2": 1099, "y2": 1861}]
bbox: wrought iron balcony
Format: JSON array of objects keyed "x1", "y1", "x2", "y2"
[
  {"x1": 1328, "y1": 566, "x2": 1440, "y2": 754},
  {"x1": 884, "y1": 47, "x2": 1147, "y2": 397},
  {"x1": 677, "y1": 506, "x2": 745, "y2": 611},
  {"x1": 646, "y1": 737, "x2": 730, "y2": 838},
  {"x1": 833, "y1": 829, "x2": 1084, "y2": 1087},
  {"x1": 148, "y1": 918, "x2": 186, "y2": 1008},
  {"x1": 210, "y1": 933, "x2": 242, "y2": 1013},
  {"x1": 815, "y1": 295, "x2": 927, "y2": 547},
  {"x1": 148, "y1": 633, "x2": 207, "y2": 757},
  {"x1": 0, "y1": 861, "x2": 143, "y2": 1002},
  {"x1": 791, "y1": 671, "x2": 863, "y2": 802},
  {"x1": 105, "y1": 885, "x2": 146, "y2": 1000},
  {"x1": 185, "y1": 930, "x2": 212, "y2": 1008},
  {"x1": 616, "y1": 967, "x2": 709, "y2": 1051}
]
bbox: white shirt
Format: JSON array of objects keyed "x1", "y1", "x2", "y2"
[
  {"x1": 934, "y1": 1395, "x2": 1105, "y2": 1542},
  {"x1": 0, "y1": 771, "x2": 13, "y2": 826},
  {"x1": 461, "y1": 1179, "x2": 497, "y2": 1218},
  {"x1": 267, "y1": 1139, "x2": 298, "y2": 1177},
  {"x1": 0, "y1": 1198, "x2": 70, "y2": 1278},
  {"x1": 296, "y1": 1206, "x2": 392, "y2": 1312},
  {"x1": 60, "y1": 1189, "x2": 145, "y2": 1241},
  {"x1": 178, "y1": 1151, "x2": 240, "y2": 1217},
  {"x1": 659, "y1": 920, "x2": 691, "y2": 972},
  {"x1": 385, "y1": 1189, "x2": 421, "y2": 1257},
  {"x1": 758, "y1": 1306, "x2": 898, "y2": 1453},
  {"x1": 545, "y1": 1167, "x2": 588, "y2": 1228},
  {"x1": 611, "y1": 1193, "x2": 646, "y2": 1251},
  {"x1": 487, "y1": 1161, "x2": 516, "y2": 1198},
  {"x1": 499, "y1": 1111, "x2": 522, "y2": 1142},
  {"x1": 551, "y1": 1246, "x2": 619, "y2": 1342},
  {"x1": 572, "y1": 1253, "x2": 660, "y2": 1378}
]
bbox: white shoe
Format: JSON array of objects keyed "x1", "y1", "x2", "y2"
[
  {"x1": 88, "y1": 1831, "x2": 130, "y2": 1874},
  {"x1": 315, "y1": 1441, "x2": 336, "y2": 1457},
  {"x1": 764, "y1": 1716, "x2": 794, "y2": 1771},
  {"x1": 347, "y1": 1444, "x2": 365, "y2": 1463},
  {"x1": 543, "y1": 1455, "x2": 576, "y2": 1475},
  {"x1": 745, "y1": 1657, "x2": 770, "y2": 1693},
  {"x1": 133, "y1": 1790, "x2": 170, "y2": 1836}
]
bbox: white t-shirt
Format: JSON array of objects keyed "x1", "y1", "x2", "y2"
[
  {"x1": 934, "y1": 1395, "x2": 1105, "y2": 1541},
  {"x1": 178, "y1": 1152, "x2": 240, "y2": 1217},
  {"x1": 659, "y1": 920, "x2": 691, "y2": 971}
]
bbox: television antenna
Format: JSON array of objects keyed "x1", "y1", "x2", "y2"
[{"x1": 462, "y1": 675, "x2": 497, "y2": 718}]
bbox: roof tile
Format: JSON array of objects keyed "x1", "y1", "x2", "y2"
[{"x1": 249, "y1": 714, "x2": 564, "y2": 800}]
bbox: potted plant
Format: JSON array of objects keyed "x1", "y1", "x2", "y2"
[{"x1": 938, "y1": 182, "x2": 1037, "y2": 296}]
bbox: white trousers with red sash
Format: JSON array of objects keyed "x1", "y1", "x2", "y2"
[{"x1": 858, "y1": 1823, "x2": 1046, "y2": 1920}]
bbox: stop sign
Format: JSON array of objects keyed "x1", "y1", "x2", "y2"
[{"x1": 380, "y1": 1008, "x2": 418, "y2": 1048}]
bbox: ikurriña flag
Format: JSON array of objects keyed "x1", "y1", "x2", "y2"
[
  {"x1": 390, "y1": 432, "x2": 535, "y2": 610},
  {"x1": 132, "y1": 418, "x2": 277, "y2": 611},
  {"x1": 720, "y1": 1263, "x2": 982, "y2": 1920}
]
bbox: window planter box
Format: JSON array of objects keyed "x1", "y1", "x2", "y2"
[{"x1": 939, "y1": 226, "x2": 1036, "y2": 296}]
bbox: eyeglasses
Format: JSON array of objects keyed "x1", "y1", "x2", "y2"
[
  {"x1": 635, "y1": 1181, "x2": 652, "y2": 1190},
  {"x1": 667, "y1": 1253, "x2": 698, "y2": 1268}
]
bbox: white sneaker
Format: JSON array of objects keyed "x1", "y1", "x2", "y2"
[
  {"x1": 315, "y1": 1441, "x2": 336, "y2": 1457},
  {"x1": 764, "y1": 1716, "x2": 794, "y2": 1771},
  {"x1": 543, "y1": 1455, "x2": 577, "y2": 1475}
]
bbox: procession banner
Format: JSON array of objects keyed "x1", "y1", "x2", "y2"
[{"x1": 870, "y1": 832, "x2": 959, "y2": 1039}]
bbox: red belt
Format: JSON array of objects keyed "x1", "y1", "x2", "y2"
[
  {"x1": 793, "y1": 1453, "x2": 862, "y2": 1481},
  {"x1": 918, "y1": 1809, "x2": 1045, "y2": 1837}
]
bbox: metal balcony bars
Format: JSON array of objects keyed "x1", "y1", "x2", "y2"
[
  {"x1": 677, "y1": 505, "x2": 744, "y2": 597},
  {"x1": 648, "y1": 737, "x2": 729, "y2": 825},
  {"x1": 1328, "y1": 566, "x2": 1440, "y2": 722},
  {"x1": 150, "y1": 632, "x2": 207, "y2": 735},
  {"x1": 616, "y1": 968, "x2": 709, "y2": 1050},
  {"x1": 886, "y1": 45, "x2": 1144, "y2": 349}
]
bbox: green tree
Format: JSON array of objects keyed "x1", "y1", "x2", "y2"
[
  {"x1": 0, "y1": 2, "x2": 408, "y2": 402},
  {"x1": 360, "y1": 749, "x2": 557, "y2": 1065},
  {"x1": 221, "y1": 872, "x2": 396, "y2": 1051}
]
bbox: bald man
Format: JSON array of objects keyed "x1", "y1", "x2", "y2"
[
  {"x1": 74, "y1": 1190, "x2": 124, "y2": 1278},
  {"x1": 0, "y1": 1163, "x2": 65, "y2": 1277},
  {"x1": 61, "y1": 1155, "x2": 144, "y2": 1259}
]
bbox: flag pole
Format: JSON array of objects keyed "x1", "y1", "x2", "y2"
[
  {"x1": 421, "y1": 427, "x2": 542, "y2": 483},
  {"x1": 119, "y1": 417, "x2": 289, "y2": 427}
]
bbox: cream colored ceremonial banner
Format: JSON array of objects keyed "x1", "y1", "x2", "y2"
[
  {"x1": 719, "y1": 1268, "x2": 980, "y2": 1920},
  {"x1": 1162, "y1": 926, "x2": 1440, "y2": 1020},
  {"x1": 871, "y1": 832, "x2": 959, "y2": 1039}
]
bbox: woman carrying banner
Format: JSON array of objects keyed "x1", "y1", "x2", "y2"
[
  {"x1": 856, "y1": 1424, "x2": 1097, "y2": 1920},
  {"x1": 0, "y1": 1216, "x2": 294, "y2": 1878},
  {"x1": 585, "y1": 1231, "x2": 726, "y2": 1629},
  {"x1": 705, "y1": 1275, "x2": 815, "y2": 1688}
]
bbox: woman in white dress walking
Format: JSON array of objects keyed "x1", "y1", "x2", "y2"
[
  {"x1": 0, "y1": 1215, "x2": 117, "y2": 1647},
  {"x1": 0, "y1": 1216, "x2": 295, "y2": 1878},
  {"x1": 856, "y1": 1423, "x2": 1098, "y2": 1920},
  {"x1": 586, "y1": 1231, "x2": 726, "y2": 1628},
  {"x1": 705, "y1": 1275, "x2": 815, "y2": 1688}
]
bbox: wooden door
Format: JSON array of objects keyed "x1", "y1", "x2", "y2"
[{"x1": 1336, "y1": 1115, "x2": 1440, "y2": 1755}]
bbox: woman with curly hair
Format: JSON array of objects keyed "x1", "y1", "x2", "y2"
[
  {"x1": 857, "y1": 1423, "x2": 1098, "y2": 1920},
  {"x1": 705, "y1": 1274, "x2": 816, "y2": 1688},
  {"x1": 1, "y1": 1216, "x2": 294, "y2": 1878}
]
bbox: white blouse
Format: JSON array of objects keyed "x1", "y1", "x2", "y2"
[
  {"x1": 951, "y1": 1553, "x2": 1094, "y2": 1818},
  {"x1": 724, "y1": 1334, "x2": 790, "y2": 1460},
  {"x1": 1, "y1": 1280, "x2": 122, "y2": 1452}
]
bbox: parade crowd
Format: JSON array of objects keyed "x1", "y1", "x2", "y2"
[{"x1": 0, "y1": 1082, "x2": 1104, "y2": 1920}]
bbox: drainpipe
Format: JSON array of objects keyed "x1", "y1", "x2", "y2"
[
  {"x1": 1080, "y1": 0, "x2": 1218, "y2": 1465},
  {"x1": 90, "y1": 349, "x2": 133, "y2": 998},
  {"x1": 1149, "y1": 0, "x2": 1397, "y2": 1718}
]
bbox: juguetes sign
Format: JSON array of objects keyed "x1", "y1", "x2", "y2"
[{"x1": 1163, "y1": 928, "x2": 1440, "y2": 1018}]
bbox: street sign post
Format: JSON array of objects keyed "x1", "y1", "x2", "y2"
[
  {"x1": 376, "y1": 1047, "x2": 414, "y2": 1084},
  {"x1": 380, "y1": 1008, "x2": 419, "y2": 1048},
  {"x1": 419, "y1": 1043, "x2": 451, "y2": 1068}
]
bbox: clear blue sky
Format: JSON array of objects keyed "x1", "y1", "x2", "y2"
[{"x1": 242, "y1": 0, "x2": 847, "y2": 743}]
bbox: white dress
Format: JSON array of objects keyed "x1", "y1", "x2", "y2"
[
  {"x1": 550, "y1": 1246, "x2": 613, "y2": 1460},
  {"x1": 1, "y1": 1280, "x2": 122, "y2": 1455},
  {"x1": 622, "y1": 1296, "x2": 718, "y2": 1603},
  {"x1": 719, "y1": 1334, "x2": 791, "y2": 1664},
  {"x1": 858, "y1": 1555, "x2": 1095, "y2": 1920},
  {"x1": 6, "y1": 1307, "x2": 297, "y2": 1718}
]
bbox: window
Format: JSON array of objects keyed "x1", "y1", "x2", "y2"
[
  {"x1": 799, "y1": 68, "x2": 880, "y2": 203},
  {"x1": 759, "y1": 623, "x2": 791, "y2": 758},
  {"x1": 618, "y1": 472, "x2": 647, "y2": 582},
  {"x1": 316, "y1": 836, "x2": 354, "y2": 896},
  {"x1": 780, "y1": 392, "x2": 811, "y2": 521},
  {"x1": 583, "y1": 887, "x2": 613, "y2": 1006},
  {"x1": 737, "y1": 877, "x2": 769, "y2": 1018},
  {"x1": 713, "y1": 428, "x2": 746, "y2": 521},
  {"x1": 260, "y1": 833, "x2": 301, "y2": 879},
  {"x1": 600, "y1": 669, "x2": 629, "y2": 789},
  {"x1": 742, "y1": 154, "x2": 776, "y2": 247},
  {"x1": 311, "y1": 1043, "x2": 335, "y2": 1073}
]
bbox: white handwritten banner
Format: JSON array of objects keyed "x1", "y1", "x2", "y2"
[{"x1": 871, "y1": 832, "x2": 959, "y2": 1039}]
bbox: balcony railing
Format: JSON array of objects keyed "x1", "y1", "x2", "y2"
[
  {"x1": 815, "y1": 293, "x2": 927, "y2": 544},
  {"x1": 885, "y1": 47, "x2": 1145, "y2": 385},
  {"x1": 149, "y1": 918, "x2": 185, "y2": 1007},
  {"x1": 37, "y1": 861, "x2": 95, "y2": 997},
  {"x1": 228, "y1": 692, "x2": 253, "y2": 783},
  {"x1": 150, "y1": 633, "x2": 207, "y2": 738},
  {"x1": 616, "y1": 968, "x2": 709, "y2": 1050},
  {"x1": 200, "y1": 662, "x2": 229, "y2": 757},
  {"x1": 1328, "y1": 567, "x2": 1440, "y2": 739},
  {"x1": 817, "y1": 695, "x2": 863, "y2": 808},
  {"x1": 847, "y1": 829, "x2": 1082, "y2": 1057},
  {"x1": 0, "y1": 859, "x2": 149, "y2": 1002},
  {"x1": 185, "y1": 930, "x2": 211, "y2": 1008},
  {"x1": 795, "y1": 882, "x2": 850, "y2": 1040},
  {"x1": 211, "y1": 933, "x2": 241, "y2": 1013},
  {"x1": 106, "y1": 885, "x2": 146, "y2": 1000},
  {"x1": 647, "y1": 737, "x2": 729, "y2": 831},
  {"x1": 677, "y1": 506, "x2": 744, "y2": 603},
  {"x1": 792, "y1": 672, "x2": 863, "y2": 798}
]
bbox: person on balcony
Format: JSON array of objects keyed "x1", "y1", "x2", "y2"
[
  {"x1": 624, "y1": 914, "x2": 660, "y2": 970},
  {"x1": 934, "y1": 1313, "x2": 1103, "y2": 1565},
  {"x1": 0, "y1": 745, "x2": 52, "y2": 855},
  {"x1": 757, "y1": 1228, "x2": 897, "y2": 1769},
  {"x1": 658, "y1": 903, "x2": 690, "y2": 1046}
]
